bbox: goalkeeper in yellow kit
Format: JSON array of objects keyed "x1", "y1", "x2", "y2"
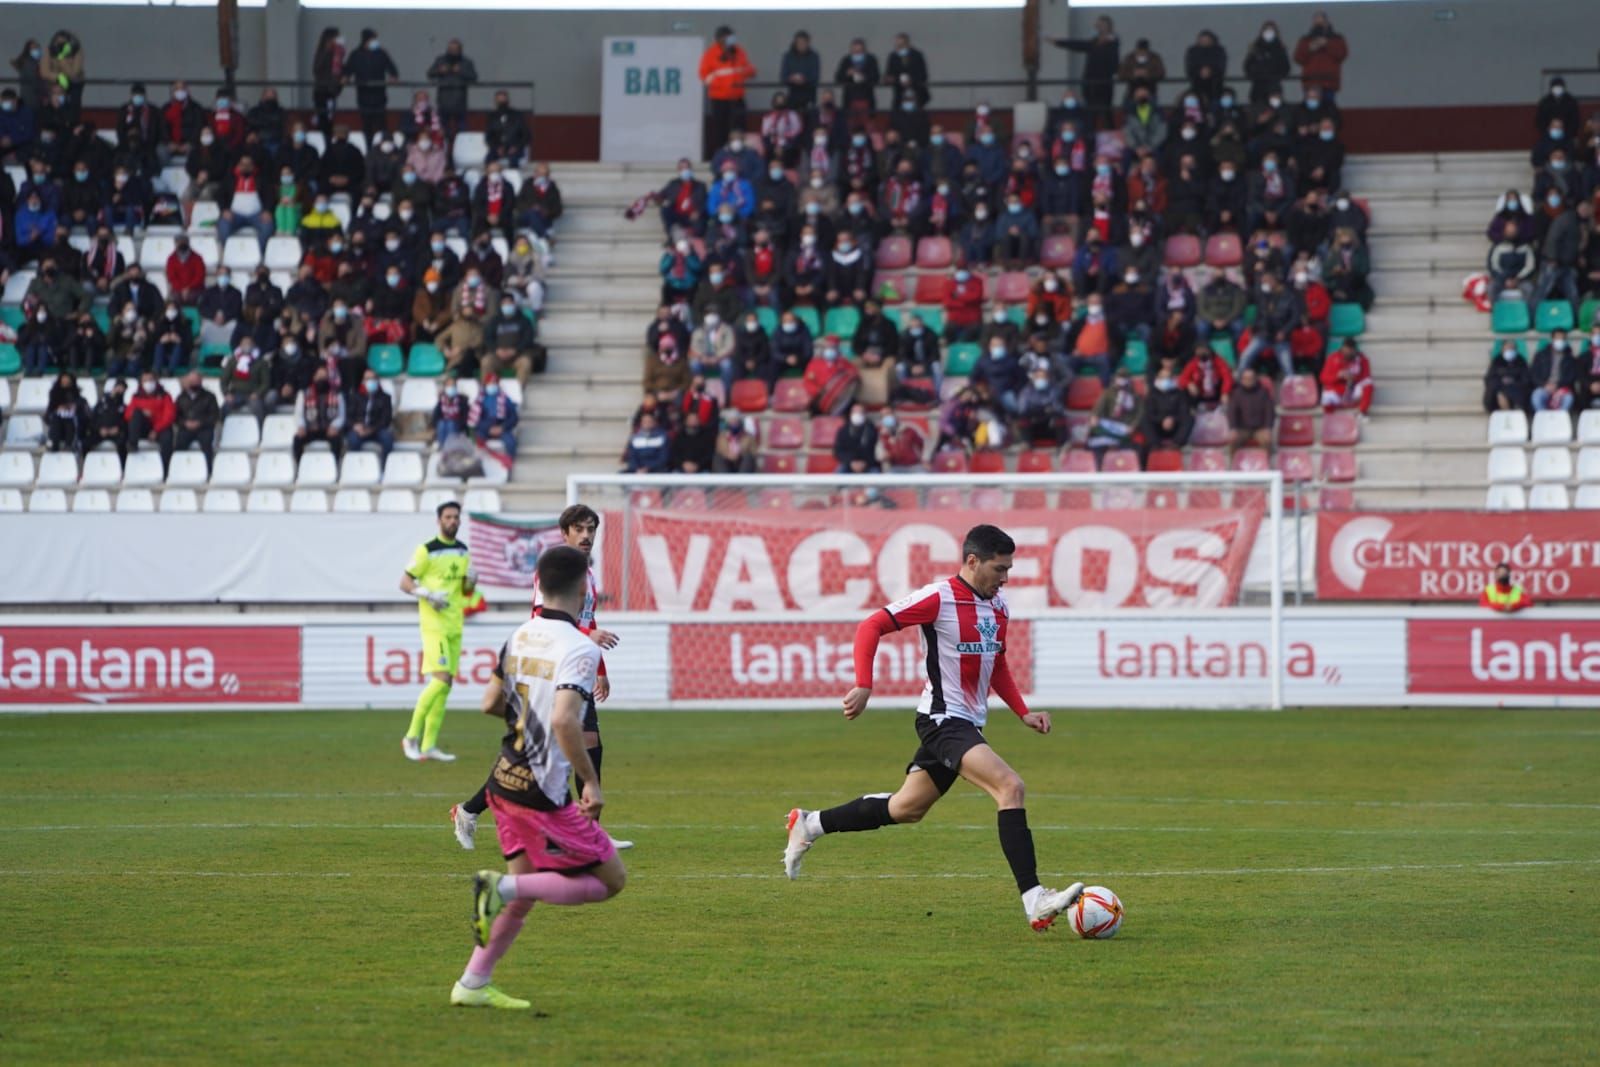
[{"x1": 400, "y1": 500, "x2": 476, "y2": 762}]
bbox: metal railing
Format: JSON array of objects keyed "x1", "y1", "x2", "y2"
[{"x1": 36, "y1": 76, "x2": 536, "y2": 118}]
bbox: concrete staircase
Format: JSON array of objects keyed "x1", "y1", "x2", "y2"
[{"x1": 1342, "y1": 151, "x2": 1523, "y2": 508}]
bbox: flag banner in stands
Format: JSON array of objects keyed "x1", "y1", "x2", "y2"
[
  {"x1": 465, "y1": 514, "x2": 564, "y2": 589},
  {"x1": 1407, "y1": 619, "x2": 1600, "y2": 696},
  {"x1": 599, "y1": 506, "x2": 1264, "y2": 614},
  {"x1": 1317, "y1": 512, "x2": 1600, "y2": 602},
  {"x1": 0, "y1": 625, "x2": 300, "y2": 706},
  {"x1": 668, "y1": 620, "x2": 1034, "y2": 702}
]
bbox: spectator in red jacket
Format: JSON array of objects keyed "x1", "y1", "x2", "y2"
[
  {"x1": 124, "y1": 372, "x2": 176, "y2": 456},
  {"x1": 1178, "y1": 343, "x2": 1234, "y2": 409},
  {"x1": 942, "y1": 265, "x2": 985, "y2": 342},
  {"x1": 1320, "y1": 337, "x2": 1373, "y2": 414},
  {"x1": 165, "y1": 235, "x2": 207, "y2": 305},
  {"x1": 1293, "y1": 13, "x2": 1349, "y2": 103},
  {"x1": 803, "y1": 335, "x2": 858, "y2": 414}
]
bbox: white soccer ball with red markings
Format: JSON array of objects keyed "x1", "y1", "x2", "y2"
[{"x1": 1069, "y1": 886, "x2": 1124, "y2": 939}]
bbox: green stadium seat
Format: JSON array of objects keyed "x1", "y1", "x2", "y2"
[
  {"x1": 1328, "y1": 303, "x2": 1365, "y2": 338},
  {"x1": 0, "y1": 306, "x2": 23, "y2": 330},
  {"x1": 793, "y1": 306, "x2": 821, "y2": 337},
  {"x1": 1243, "y1": 304, "x2": 1257, "y2": 328},
  {"x1": 1209, "y1": 335, "x2": 1236, "y2": 367},
  {"x1": 1120, "y1": 337, "x2": 1148, "y2": 376},
  {"x1": 823, "y1": 306, "x2": 860, "y2": 339},
  {"x1": 197, "y1": 343, "x2": 231, "y2": 375},
  {"x1": 1005, "y1": 305, "x2": 1028, "y2": 327},
  {"x1": 913, "y1": 307, "x2": 945, "y2": 336},
  {"x1": 945, "y1": 343, "x2": 980, "y2": 376},
  {"x1": 367, "y1": 344, "x2": 404, "y2": 378},
  {"x1": 1535, "y1": 300, "x2": 1575, "y2": 333},
  {"x1": 91, "y1": 306, "x2": 111, "y2": 333},
  {"x1": 1579, "y1": 298, "x2": 1599, "y2": 332},
  {"x1": 520, "y1": 307, "x2": 539, "y2": 330},
  {"x1": 0, "y1": 343, "x2": 19, "y2": 376},
  {"x1": 407, "y1": 343, "x2": 446, "y2": 377},
  {"x1": 756, "y1": 306, "x2": 779, "y2": 335},
  {"x1": 183, "y1": 306, "x2": 202, "y2": 338},
  {"x1": 1490, "y1": 299, "x2": 1530, "y2": 334}
]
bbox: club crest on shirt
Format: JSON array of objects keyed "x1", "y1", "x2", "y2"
[{"x1": 957, "y1": 616, "x2": 1003, "y2": 654}]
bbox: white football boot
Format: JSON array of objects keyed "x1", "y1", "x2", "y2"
[
  {"x1": 1026, "y1": 882, "x2": 1086, "y2": 931},
  {"x1": 782, "y1": 808, "x2": 816, "y2": 880},
  {"x1": 421, "y1": 747, "x2": 457, "y2": 763},
  {"x1": 450, "y1": 804, "x2": 477, "y2": 851},
  {"x1": 402, "y1": 737, "x2": 423, "y2": 762}
]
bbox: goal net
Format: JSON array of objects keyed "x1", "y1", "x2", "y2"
[{"x1": 568, "y1": 471, "x2": 1286, "y2": 709}]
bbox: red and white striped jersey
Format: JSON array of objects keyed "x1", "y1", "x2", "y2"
[
  {"x1": 531, "y1": 565, "x2": 598, "y2": 633},
  {"x1": 884, "y1": 576, "x2": 1010, "y2": 728}
]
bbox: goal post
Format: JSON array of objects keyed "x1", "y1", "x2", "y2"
[{"x1": 569, "y1": 471, "x2": 1285, "y2": 710}]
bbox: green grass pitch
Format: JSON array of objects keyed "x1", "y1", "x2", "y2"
[{"x1": 2, "y1": 707, "x2": 1597, "y2": 1064}]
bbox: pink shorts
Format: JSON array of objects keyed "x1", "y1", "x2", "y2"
[{"x1": 488, "y1": 793, "x2": 617, "y2": 871}]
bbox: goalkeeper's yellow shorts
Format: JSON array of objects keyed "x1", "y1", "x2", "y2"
[{"x1": 420, "y1": 625, "x2": 463, "y2": 678}]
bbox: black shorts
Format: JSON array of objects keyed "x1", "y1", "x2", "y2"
[
  {"x1": 582, "y1": 693, "x2": 599, "y2": 734},
  {"x1": 906, "y1": 715, "x2": 987, "y2": 796}
]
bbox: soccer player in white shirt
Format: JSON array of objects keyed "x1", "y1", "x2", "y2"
[
  {"x1": 453, "y1": 545, "x2": 628, "y2": 1010},
  {"x1": 781, "y1": 524, "x2": 1086, "y2": 932}
]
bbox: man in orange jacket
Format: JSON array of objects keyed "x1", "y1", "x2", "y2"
[
  {"x1": 1479, "y1": 564, "x2": 1532, "y2": 613},
  {"x1": 699, "y1": 26, "x2": 756, "y2": 161}
]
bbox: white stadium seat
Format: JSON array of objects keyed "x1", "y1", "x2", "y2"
[
  {"x1": 72, "y1": 489, "x2": 112, "y2": 512},
  {"x1": 140, "y1": 235, "x2": 176, "y2": 270},
  {"x1": 166, "y1": 452, "x2": 210, "y2": 487},
  {"x1": 264, "y1": 235, "x2": 303, "y2": 270},
  {"x1": 333, "y1": 488, "x2": 373, "y2": 512},
  {"x1": 219, "y1": 415, "x2": 260, "y2": 450},
  {"x1": 0, "y1": 488, "x2": 23, "y2": 511},
  {"x1": 381, "y1": 452, "x2": 424, "y2": 487},
  {"x1": 1575, "y1": 484, "x2": 1600, "y2": 510},
  {"x1": 290, "y1": 488, "x2": 329, "y2": 513},
  {"x1": 159, "y1": 488, "x2": 200, "y2": 513},
  {"x1": 425, "y1": 453, "x2": 463, "y2": 485},
  {"x1": 1484, "y1": 484, "x2": 1527, "y2": 511},
  {"x1": 338, "y1": 451, "x2": 381, "y2": 487},
  {"x1": 28, "y1": 488, "x2": 67, "y2": 512},
  {"x1": 14, "y1": 377, "x2": 51, "y2": 414},
  {"x1": 1530, "y1": 410, "x2": 1573, "y2": 446},
  {"x1": 452, "y1": 131, "x2": 488, "y2": 170},
  {"x1": 463, "y1": 488, "x2": 501, "y2": 513},
  {"x1": 222, "y1": 235, "x2": 263, "y2": 271},
  {"x1": 419, "y1": 489, "x2": 458, "y2": 514},
  {"x1": 398, "y1": 378, "x2": 438, "y2": 413},
  {"x1": 304, "y1": 131, "x2": 327, "y2": 155},
  {"x1": 117, "y1": 235, "x2": 138, "y2": 268},
  {"x1": 115, "y1": 488, "x2": 155, "y2": 512},
  {"x1": 246, "y1": 488, "x2": 286, "y2": 513},
  {"x1": 376, "y1": 488, "x2": 417, "y2": 513},
  {"x1": 0, "y1": 452, "x2": 35, "y2": 487},
  {"x1": 77, "y1": 379, "x2": 99, "y2": 407},
  {"x1": 1531, "y1": 447, "x2": 1573, "y2": 483},
  {"x1": 4, "y1": 270, "x2": 35, "y2": 303},
  {"x1": 80, "y1": 452, "x2": 123, "y2": 488},
  {"x1": 187, "y1": 234, "x2": 220, "y2": 268},
  {"x1": 297, "y1": 452, "x2": 338, "y2": 487},
  {"x1": 123, "y1": 452, "x2": 165, "y2": 488},
  {"x1": 253, "y1": 452, "x2": 296, "y2": 488},
  {"x1": 210, "y1": 451, "x2": 253, "y2": 488},
  {"x1": 188, "y1": 202, "x2": 221, "y2": 233},
  {"x1": 455, "y1": 378, "x2": 480, "y2": 403},
  {"x1": 1486, "y1": 447, "x2": 1528, "y2": 483},
  {"x1": 1578, "y1": 410, "x2": 1600, "y2": 446},
  {"x1": 202, "y1": 489, "x2": 243, "y2": 513},
  {"x1": 1486, "y1": 410, "x2": 1529, "y2": 446},
  {"x1": 1577, "y1": 447, "x2": 1600, "y2": 484},
  {"x1": 4, "y1": 414, "x2": 44, "y2": 448},
  {"x1": 158, "y1": 165, "x2": 190, "y2": 198},
  {"x1": 1529, "y1": 485, "x2": 1570, "y2": 510},
  {"x1": 347, "y1": 131, "x2": 369, "y2": 155},
  {"x1": 35, "y1": 452, "x2": 79, "y2": 488},
  {"x1": 0, "y1": 378, "x2": 11, "y2": 411},
  {"x1": 260, "y1": 414, "x2": 298, "y2": 451}
]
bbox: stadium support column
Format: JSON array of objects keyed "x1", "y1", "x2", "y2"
[{"x1": 265, "y1": 0, "x2": 303, "y2": 110}]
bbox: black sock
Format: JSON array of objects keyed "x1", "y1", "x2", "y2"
[
  {"x1": 575, "y1": 744, "x2": 603, "y2": 797},
  {"x1": 997, "y1": 808, "x2": 1039, "y2": 894},
  {"x1": 461, "y1": 782, "x2": 489, "y2": 816},
  {"x1": 819, "y1": 795, "x2": 895, "y2": 834}
]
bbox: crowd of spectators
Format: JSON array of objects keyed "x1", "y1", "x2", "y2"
[
  {"x1": 0, "y1": 27, "x2": 550, "y2": 479},
  {"x1": 634, "y1": 15, "x2": 1373, "y2": 474},
  {"x1": 1482, "y1": 76, "x2": 1600, "y2": 417}
]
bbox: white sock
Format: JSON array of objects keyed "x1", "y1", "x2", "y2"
[
  {"x1": 803, "y1": 810, "x2": 824, "y2": 838},
  {"x1": 459, "y1": 970, "x2": 490, "y2": 989},
  {"x1": 497, "y1": 875, "x2": 519, "y2": 900},
  {"x1": 1021, "y1": 885, "x2": 1045, "y2": 915}
]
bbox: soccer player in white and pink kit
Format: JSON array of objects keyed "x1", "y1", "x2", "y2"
[{"x1": 782, "y1": 524, "x2": 1086, "y2": 932}]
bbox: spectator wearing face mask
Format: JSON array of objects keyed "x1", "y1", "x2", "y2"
[
  {"x1": 335, "y1": 368, "x2": 393, "y2": 462},
  {"x1": 785, "y1": 228, "x2": 825, "y2": 308},
  {"x1": 1087, "y1": 369, "x2": 1144, "y2": 463},
  {"x1": 422, "y1": 39, "x2": 477, "y2": 143},
  {"x1": 1203, "y1": 158, "x2": 1246, "y2": 235},
  {"x1": 1298, "y1": 119, "x2": 1344, "y2": 194},
  {"x1": 220, "y1": 337, "x2": 272, "y2": 422},
  {"x1": 1322, "y1": 226, "x2": 1374, "y2": 310},
  {"x1": 61, "y1": 157, "x2": 105, "y2": 231},
  {"x1": 86, "y1": 378, "x2": 130, "y2": 463},
  {"x1": 824, "y1": 231, "x2": 871, "y2": 309},
  {"x1": 1050, "y1": 16, "x2": 1119, "y2": 128},
  {"x1": 217, "y1": 155, "x2": 276, "y2": 252},
  {"x1": 622, "y1": 411, "x2": 670, "y2": 474},
  {"x1": 1179, "y1": 343, "x2": 1235, "y2": 410},
  {"x1": 953, "y1": 200, "x2": 994, "y2": 268},
  {"x1": 438, "y1": 270, "x2": 493, "y2": 373},
  {"x1": 431, "y1": 374, "x2": 468, "y2": 445},
  {"x1": 180, "y1": 123, "x2": 230, "y2": 221},
  {"x1": 1486, "y1": 218, "x2": 1538, "y2": 304},
  {"x1": 1106, "y1": 265, "x2": 1156, "y2": 346},
  {"x1": 884, "y1": 33, "x2": 929, "y2": 106},
  {"x1": 833, "y1": 403, "x2": 880, "y2": 473},
  {"x1": 510, "y1": 162, "x2": 562, "y2": 240},
  {"x1": 742, "y1": 227, "x2": 784, "y2": 309},
  {"x1": 658, "y1": 159, "x2": 707, "y2": 238},
  {"x1": 147, "y1": 301, "x2": 191, "y2": 376},
  {"x1": 15, "y1": 192, "x2": 56, "y2": 263},
  {"x1": 168, "y1": 370, "x2": 218, "y2": 473},
  {"x1": 707, "y1": 162, "x2": 755, "y2": 224},
  {"x1": 691, "y1": 262, "x2": 744, "y2": 330},
  {"x1": 125, "y1": 372, "x2": 176, "y2": 455},
  {"x1": 342, "y1": 29, "x2": 399, "y2": 143},
  {"x1": 991, "y1": 194, "x2": 1039, "y2": 270},
  {"x1": 367, "y1": 263, "x2": 412, "y2": 346},
  {"x1": 727, "y1": 311, "x2": 773, "y2": 389},
  {"x1": 1143, "y1": 358, "x2": 1194, "y2": 452},
  {"x1": 846, "y1": 344, "x2": 892, "y2": 411},
  {"x1": 196, "y1": 269, "x2": 243, "y2": 352},
  {"x1": 475, "y1": 90, "x2": 527, "y2": 167},
  {"x1": 1247, "y1": 152, "x2": 1296, "y2": 233},
  {"x1": 1244, "y1": 22, "x2": 1290, "y2": 105},
  {"x1": 1183, "y1": 31, "x2": 1228, "y2": 103},
  {"x1": 1193, "y1": 269, "x2": 1247, "y2": 348},
  {"x1": 1015, "y1": 365, "x2": 1065, "y2": 446},
  {"x1": 468, "y1": 373, "x2": 518, "y2": 457},
  {"x1": 880, "y1": 160, "x2": 925, "y2": 238},
  {"x1": 803, "y1": 335, "x2": 859, "y2": 415},
  {"x1": 105, "y1": 300, "x2": 153, "y2": 377},
  {"x1": 971, "y1": 333, "x2": 1024, "y2": 417},
  {"x1": 407, "y1": 267, "x2": 451, "y2": 346},
  {"x1": 1293, "y1": 13, "x2": 1349, "y2": 103},
  {"x1": 1530, "y1": 331, "x2": 1579, "y2": 412},
  {"x1": 480, "y1": 296, "x2": 539, "y2": 386},
  {"x1": 318, "y1": 124, "x2": 365, "y2": 196},
  {"x1": 778, "y1": 31, "x2": 822, "y2": 112},
  {"x1": 940, "y1": 266, "x2": 985, "y2": 344},
  {"x1": 963, "y1": 123, "x2": 1008, "y2": 188},
  {"x1": 294, "y1": 364, "x2": 346, "y2": 461},
  {"x1": 699, "y1": 26, "x2": 756, "y2": 159},
  {"x1": 1239, "y1": 272, "x2": 1301, "y2": 378},
  {"x1": 1536, "y1": 79, "x2": 1580, "y2": 144},
  {"x1": 704, "y1": 409, "x2": 753, "y2": 473},
  {"x1": 689, "y1": 310, "x2": 736, "y2": 392},
  {"x1": 1484, "y1": 341, "x2": 1533, "y2": 415},
  {"x1": 1320, "y1": 338, "x2": 1373, "y2": 416},
  {"x1": 1226, "y1": 367, "x2": 1275, "y2": 452},
  {"x1": 668, "y1": 408, "x2": 715, "y2": 474},
  {"x1": 1117, "y1": 38, "x2": 1166, "y2": 103},
  {"x1": 834, "y1": 38, "x2": 880, "y2": 118},
  {"x1": 760, "y1": 309, "x2": 807, "y2": 380},
  {"x1": 1531, "y1": 117, "x2": 1572, "y2": 170},
  {"x1": 316, "y1": 297, "x2": 367, "y2": 386},
  {"x1": 15, "y1": 304, "x2": 52, "y2": 374},
  {"x1": 44, "y1": 372, "x2": 91, "y2": 458},
  {"x1": 1062, "y1": 294, "x2": 1116, "y2": 384},
  {"x1": 711, "y1": 131, "x2": 762, "y2": 187}
]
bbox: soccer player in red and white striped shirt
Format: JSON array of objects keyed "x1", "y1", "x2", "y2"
[{"x1": 783, "y1": 524, "x2": 1086, "y2": 931}]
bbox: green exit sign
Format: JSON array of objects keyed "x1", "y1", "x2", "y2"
[{"x1": 611, "y1": 41, "x2": 635, "y2": 56}]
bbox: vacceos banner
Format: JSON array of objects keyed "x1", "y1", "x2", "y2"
[
  {"x1": 1317, "y1": 512, "x2": 1600, "y2": 601},
  {"x1": 601, "y1": 505, "x2": 1263, "y2": 614}
]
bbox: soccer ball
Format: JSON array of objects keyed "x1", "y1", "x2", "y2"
[{"x1": 1069, "y1": 886, "x2": 1123, "y2": 939}]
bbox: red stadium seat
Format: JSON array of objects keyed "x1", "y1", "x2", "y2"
[
  {"x1": 1232, "y1": 448, "x2": 1270, "y2": 472},
  {"x1": 1277, "y1": 449, "x2": 1315, "y2": 483},
  {"x1": 1352, "y1": 197, "x2": 1371, "y2": 224},
  {"x1": 970, "y1": 450, "x2": 1007, "y2": 474},
  {"x1": 1320, "y1": 449, "x2": 1358, "y2": 482},
  {"x1": 1102, "y1": 486, "x2": 1143, "y2": 509},
  {"x1": 1010, "y1": 132, "x2": 1043, "y2": 158},
  {"x1": 914, "y1": 274, "x2": 952, "y2": 304},
  {"x1": 931, "y1": 449, "x2": 969, "y2": 473},
  {"x1": 1103, "y1": 449, "x2": 1141, "y2": 474},
  {"x1": 1277, "y1": 414, "x2": 1315, "y2": 448},
  {"x1": 730, "y1": 379, "x2": 770, "y2": 413},
  {"x1": 765, "y1": 416, "x2": 806, "y2": 450},
  {"x1": 1017, "y1": 449, "x2": 1055, "y2": 473},
  {"x1": 756, "y1": 488, "x2": 792, "y2": 509},
  {"x1": 1065, "y1": 412, "x2": 1092, "y2": 446},
  {"x1": 1013, "y1": 487, "x2": 1051, "y2": 509},
  {"x1": 927, "y1": 487, "x2": 965, "y2": 509},
  {"x1": 1321, "y1": 410, "x2": 1360, "y2": 447},
  {"x1": 1187, "y1": 448, "x2": 1228, "y2": 473},
  {"x1": 760, "y1": 454, "x2": 798, "y2": 474},
  {"x1": 915, "y1": 237, "x2": 954, "y2": 270},
  {"x1": 804, "y1": 453, "x2": 836, "y2": 474},
  {"x1": 1318, "y1": 487, "x2": 1355, "y2": 510},
  {"x1": 1094, "y1": 130, "x2": 1126, "y2": 158},
  {"x1": 1163, "y1": 235, "x2": 1202, "y2": 267},
  {"x1": 629, "y1": 489, "x2": 663, "y2": 510},
  {"x1": 1148, "y1": 486, "x2": 1180, "y2": 509},
  {"x1": 970, "y1": 487, "x2": 1007, "y2": 510},
  {"x1": 875, "y1": 236, "x2": 913, "y2": 270},
  {"x1": 1061, "y1": 450, "x2": 1097, "y2": 473},
  {"x1": 1204, "y1": 233, "x2": 1242, "y2": 267},
  {"x1": 1041, "y1": 234, "x2": 1076, "y2": 269},
  {"x1": 1147, "y1": 448, "x2": 1184, "y2": 472},
  {"x1": 808, "y1": 415, "x2": 843, "y2": 451},
  {"x1": 995, "y1": 271, "x2": 1032, "y2": 304},
  {"x1": 670, "y1": 488, "x2": 708, "y2": 510},
  {"x1": 703, "y1": 379, "x2": 726, "y2": 407},
  {"x1": 1190, "y1": 410, "x2": 1231, "y2": 447},
  {"x1": 770, "y1": 379, "x2": 810, "y2": 413},
  {"x1": 1066, "y1": 377, "x2": 1103, "y2": 411},
  {"x1": 1279, "y1": 375, "x2": 1318, "y2": 411},
  {"x1": 875, "y1": 272, "x2": 910, "y2": 303}
]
